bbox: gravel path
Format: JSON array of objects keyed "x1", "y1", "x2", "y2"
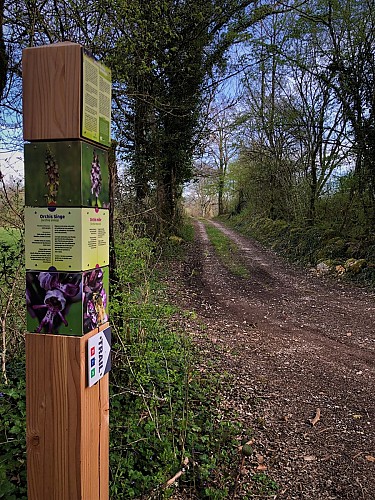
[{"x1": 169, "y1": 219, "x2": 375, "y2": 499}]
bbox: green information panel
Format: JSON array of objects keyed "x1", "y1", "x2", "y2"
[
  {"x1": 25, "y1": 141, "x2": 109, "y2": 208},
  {"x1": 82, "y1": 53, "x2": 111, "y2": 147},
  {"x1": 26, "y1": 266, "x2": 109, "y2": 336},
  {"x1": 25, "y1": 207, "x2": 109, "y2": 271}
]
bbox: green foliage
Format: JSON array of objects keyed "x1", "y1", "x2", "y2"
[
  {"x1": 109, "y1": 224, "x2": 240, "y2": 497},
  {"x1": 0, "y1": 186, "x2": 26, "y2": 496},
  {"x1": 0, "y1": 361, "x2": 27, "y2": 499},
  {"x1": 222, "y1": 209, "x2": 375, "y2": 286},
  {"x1": 176, "y1": 220, "x2": 195, "y2": 244},
  {"x1": 105, "y1": 0, "x2": 282, "y2": 229},
  {"x1": 0, "y1": 232, "x2": 25, "y2": 384},
  {"x1": 0, "y1": 227, "x2": 21, "y2": 247},
  {"x1": 220, "y1": 0, "x2": 375, "y2": 244},
  {"x1": 250, "y1": 472, "x2": 279, "y2": 496}
]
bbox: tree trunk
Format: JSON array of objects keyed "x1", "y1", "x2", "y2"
[
  {"x1": 160, "y1": 164, "x2": 177, "y2": 232},
  {"x1": 218, "y1": 174, "x2": 225, "y2": 215},
  {"x1": 0, "y1": 0, "x2": 8, "y2": 101}
]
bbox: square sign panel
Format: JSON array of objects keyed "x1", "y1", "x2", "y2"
[
  {"x1": 26, "y1": 267, "x2": 109, "y2": 336},
  {"x1": 87, "y1": 326, "x2": 111, "y2": 387},
  {"x1": 25, "y1": 141, "x2": 109, "y2": 208},
  {"x1": 25, "y1": 207, "x2": 109, "y2": 271},
  {"x1": 82, "y1": 52, "x2": 112, "y2": 148},
  {"x1": 23, "y1": 43, "x2": 111, "y2": 146}
]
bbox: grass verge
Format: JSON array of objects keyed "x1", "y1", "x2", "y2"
[
  {"x1": 218, "y1": 213, "x2": 375, "y2": 288},
  {"x1": 110, "y1": 224, "x2": 241, "y2": 498},
  {"x1": 204, "y1": 222, "x2": 249, "y2": 278},
  {"x1": 0, "y1": 223, "x2": 241, "y2": 499}
]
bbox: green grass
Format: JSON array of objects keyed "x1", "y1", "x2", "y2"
[
  {"x1": 0, "y1": 227, "x2": 21, "y2": 248},
  {"x1": 219, "y1": 212, "x2": 375, "y2": 287},
  {"x1": 109, "y1": 225, "x2": 241, "y2": 498},
  {"x1": 204, "y1": 222, "x2": 249, "y2": 278}
]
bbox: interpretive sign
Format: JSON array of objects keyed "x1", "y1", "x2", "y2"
[
  {"x1": 25, "y1": 207, "x2": 109, "y2": 271},
  {"x1": 26, "y1": 266, "x2": 109, "y2": 335},
  {"x1": 87, "y1": 326, "x2": 111, "y2": 387},
  {"x1": 23, "y1": 42, "x2": 112, "y2": 148},
  {"x1": 82, "y1": 52, "x2": 112, "y2": 147},
  {"x1": 24, "y1": 42, "x2": 110, "y2": 500},
  {"x1": 25, "y1": 141, "x2": 109, "y2": 208}
]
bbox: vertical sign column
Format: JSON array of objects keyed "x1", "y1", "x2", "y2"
[{"x1": 23, "y1": 42, "x2": 111, "y2": 500}]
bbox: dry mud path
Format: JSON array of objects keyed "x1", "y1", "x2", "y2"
[{"x1": 169, "y1": 219, "x2": 375, "y2": 499}]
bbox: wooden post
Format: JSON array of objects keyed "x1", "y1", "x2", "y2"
[
  {"x1": 26, "y1": 329, "x2": 109, "y2": 499},
  {"x1": 23, "y1": 42, "x2": 111, "y2": 499}
]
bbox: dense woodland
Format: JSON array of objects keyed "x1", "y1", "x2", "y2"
[
  {"x1": 0, "y1": 0, "x2": 373, "y2": 236},
  {"x1": 1, "y1": 0, "x2": 375, "y2": 497}
]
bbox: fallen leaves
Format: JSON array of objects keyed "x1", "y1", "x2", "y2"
[
  {"x1": 171, "y1": 220, "x2": 375, "y2": 497},
  {"x1": 310, "y1": 408, "x2": 321, "y2": 426},
  {"x1": 256, "y1": 454, "x2": 268, "y2": 471}
]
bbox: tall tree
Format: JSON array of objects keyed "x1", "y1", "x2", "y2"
[
  {"x1": 324, "y1": 0, "x2": 375, "y2": 223},
  {"x1": 292, "y1": 0, "x2": 375, "y2": 225},
  {"x1": 108, "y1": 0, "x2": 290, "y2": 231},
  {"x1": 2, "y1": 0, "x2": 299, "y2": 232},
  {"x1": 0, "y1": 0, "x2": 7, "y2": 101},
  {"x1": 204, "y1": 98, "x2": 238, "y2": 215},
  {"x1": 236, "y1": 10, "x2": 299, "y2": 220}
]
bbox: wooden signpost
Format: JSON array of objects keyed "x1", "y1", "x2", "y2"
[{"x1": 23, "y1": 42, "x2": 111, "y2": 500}]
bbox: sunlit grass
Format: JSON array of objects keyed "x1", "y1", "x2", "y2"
[{"x1": 204, "y1": 222, "x2": 249, "y2": 278}]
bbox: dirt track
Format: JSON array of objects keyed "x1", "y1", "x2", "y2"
[{"x1": 170, "y1": 219, "x2": 375, "y2": 499}]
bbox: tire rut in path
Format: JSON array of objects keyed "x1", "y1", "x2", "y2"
[{"x1": 178, "y1": 219, "x2": 375, "y2": 499}]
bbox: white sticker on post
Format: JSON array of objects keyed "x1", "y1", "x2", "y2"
[{"x1": 87, "y1": 326, "x2": 111, "y2": 387}]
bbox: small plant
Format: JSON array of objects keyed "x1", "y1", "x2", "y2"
[
  {"x1": 251, "y1": 472, "x2": 279, "y2": 496},
  {"x1": 44, "y1": 148, "x2": 59, "y2": 205},
  {"x1": 0, "y1": 362, "x2": 27, "y2": 499}
]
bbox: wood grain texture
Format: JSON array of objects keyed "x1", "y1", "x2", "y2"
[
  {"x1": 26, "y1": 329, "x2": 109, "y2": 499},
  {"x1": 99, "y1": 374, "x2": 110, "y2": 498},
  {"x1": 26, "y1": 334, "x2": 47, "y2": 499},
  {"x1": 22, "y1": 42, "x2": 82, "y2": 141}
]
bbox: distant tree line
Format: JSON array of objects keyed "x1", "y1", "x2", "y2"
[{"x1": 194, "y1": 0, "x2": 375, "y2": 239}]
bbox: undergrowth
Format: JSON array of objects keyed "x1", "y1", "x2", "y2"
[
  {"x1": 109, "y1": 225, "x2": 240, "y2": 498},
  {"x1": 0, "y1": 361, "x2": 27, "y2": 499},
  {"x1": 0, "y1": 233, "x2": 26, "y2": 499},
  {"x1": 219, "y1": 212, "x2": 375, "y2": 287},
  {"x1": 0, "y1": 222, "x2": 241, "y2": 498}
]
